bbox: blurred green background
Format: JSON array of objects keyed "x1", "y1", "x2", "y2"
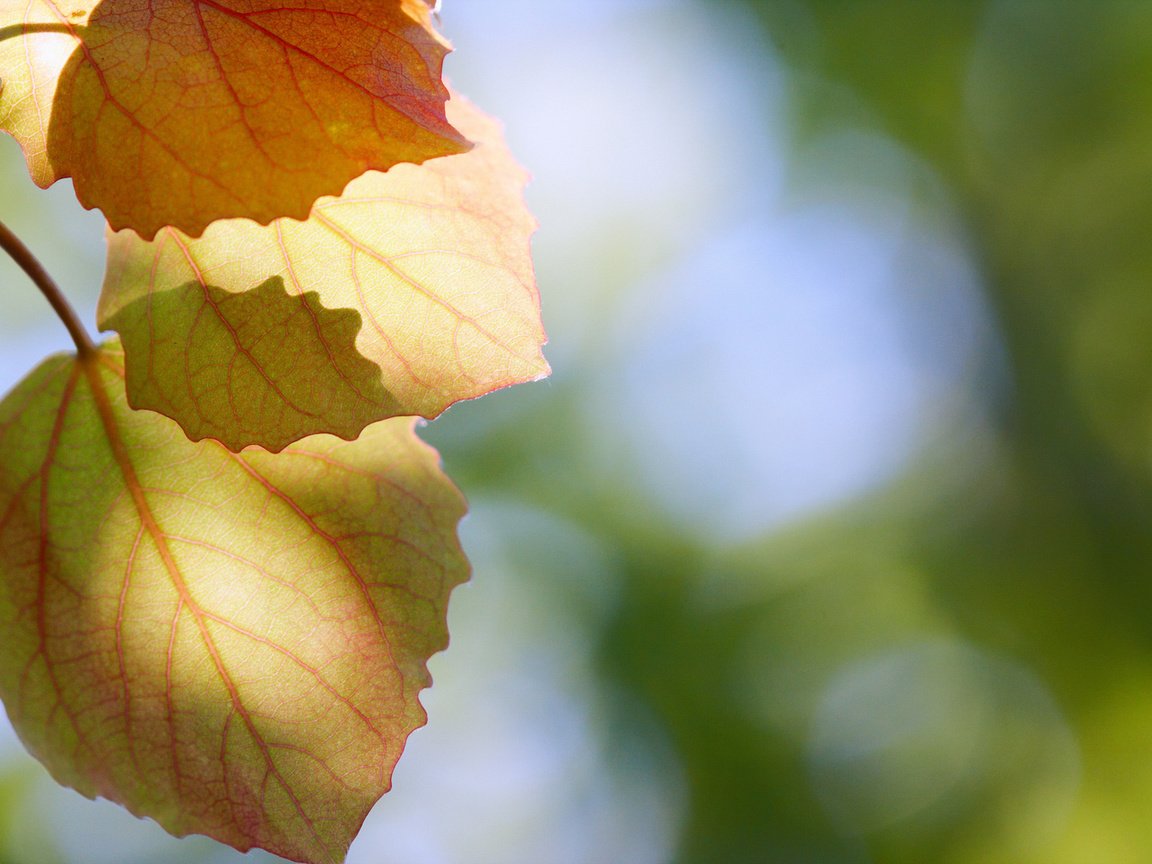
[{"x1": 5, "y1": 0, "x2": 1152, "y2": 861}]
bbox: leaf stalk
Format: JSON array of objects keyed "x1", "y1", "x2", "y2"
[{"x1": 0, "y1": 219, "x2": 95, "y2": 357}]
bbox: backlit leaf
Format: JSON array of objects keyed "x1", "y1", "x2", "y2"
[
  {"x1": 101, "y1": 96, "x2": 549, "y2": 452},
  {"x1": 107, "y1": 275, "x2": 401, "y2": 452},
  {"x1": 0, "y1": 0, "x2": 468, "y2": 238},
  {"x1": 0, "y1": 341, "x2": 469, "y2": 864}
]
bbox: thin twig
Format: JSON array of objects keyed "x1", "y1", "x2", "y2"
[{"x1": 0, "y1": 219, "x2": 95, "y2": 357}]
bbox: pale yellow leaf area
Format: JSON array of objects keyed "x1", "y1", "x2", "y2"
[
  {"x1": 0, "y1": 0, "x2": 91, "y2": 182},
  {"x1": 101, "y1": 96, "x2": 549, "y2": 450}
]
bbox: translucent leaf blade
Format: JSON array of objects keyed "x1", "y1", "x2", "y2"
[
  {"x1": 0, "y1": 0, "x2": 468, "y2": 238},
  {"x1": 0, "y1": 341, "x2": 469, "y2": 864},
  {"x1": 100, "y1": 96, "x2": 549, "y2": 452}
]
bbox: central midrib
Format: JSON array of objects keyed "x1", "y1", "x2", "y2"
[{"x1": 82, "y1": 352, "x2": 326, "y2": 852}]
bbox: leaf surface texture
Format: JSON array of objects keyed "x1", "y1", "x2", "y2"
[
  {"x1": 0, "y1": 0, "x2": 467, "y2": 237},
  {"x1": 0, "y1": 341, "x2": 468, "y2": 864},
  {"x1": 101, "y1": 96, "x2": 549, "y2": 452}
]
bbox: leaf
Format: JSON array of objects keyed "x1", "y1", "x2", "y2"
[
  {"x1": 108, "y1": 275, "x2": 402, "y2": 452},
  {"x1": 0, "y1": 0, "x2": 468, "y2": 239},
  {"x1": 0, "y1": 340, "x2": 469, "y2": 864},
  {"x1": 100, "y1": 95, "x2": 549, "y2": 452}
]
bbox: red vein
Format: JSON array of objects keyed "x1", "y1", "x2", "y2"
[
  {"x1": 166, "y1": 535, "x2": 324, "y2": 618},
  {"x1": 276, "y1": 220, "x2": 380, "y2": 405},
  {"x1": 196, "y1": 0, "x2": 441, "y2": 111},
  {"x1": 224, "y1": 451, "x2": 398, "y2": 670},
  {"x1": 198, "y1": 608, "x2": 387, "y2": 746},
  {"x1": 40, "y1": 3, "x2": 243, "y2": 211},
  {"x1": 165, "y1": 229, "x2": 346, "y2": 426},
  {"x1": 312, "y1": 210, "x2": 503, "y2": 343}
]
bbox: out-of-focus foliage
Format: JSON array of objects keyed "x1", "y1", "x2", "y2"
[{"x1": 428, "y1": 1, "x2": 1152, "y2": 862}]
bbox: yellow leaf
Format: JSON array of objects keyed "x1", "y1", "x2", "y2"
[{"x1": 100, "y1": 96, "x2": 549, "y2": 451}]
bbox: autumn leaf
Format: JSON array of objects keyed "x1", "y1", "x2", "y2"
[
  {"x1": 100, "y1": 95, "x2": 549, "y2": 452},
  {"x1": 106, "y1": 275, "x2": 403, "y2": 452},
  {"x1": 0, "y1": 340, "x2": 469, "y2": 864},
  {"x1": 0, "y1": 0, "x2": 468, "y2": 239}
]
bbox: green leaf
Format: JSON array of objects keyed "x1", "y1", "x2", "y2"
[
  {"x1": 0, "y1": 341, "x2": 469, "y2": 864},
  {"x1": 99, "y1": 96, "x2": 549, "y2": 452},
  {"x1": 107, "y1": 275, "x2": 400, "y2": 452}
]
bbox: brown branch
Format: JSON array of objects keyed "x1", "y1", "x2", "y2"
[{"x1": 0, "y1": 220, "x2": 95, "y2": 357}]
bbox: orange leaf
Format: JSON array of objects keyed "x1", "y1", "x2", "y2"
[
  {"x1": 0, "y1": 341, "x2": 469, "y2": 863},
  {"x1": 0, "y1": 0, "x2": 468, "y2": 238},
  {"x1": 100, "y1": 96, "x2": 549, "y2": 452}
]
